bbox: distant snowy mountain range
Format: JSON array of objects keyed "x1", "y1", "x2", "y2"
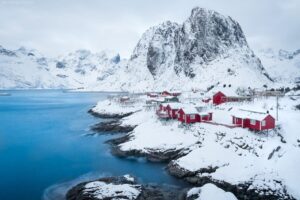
[
  {"x1": 0, "y1": 7, "x2": 299, "y2": 91},
  {"x1": 0, "y1": 45, "x2": 125, "y2": 89}
]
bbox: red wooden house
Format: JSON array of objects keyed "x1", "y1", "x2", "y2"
[
  {"x1": 161, "y1": 91, "x2": 181, "y2": 97},
  {"x1": 213, "y1": 91, "x2": 251, "y2": 105},
  {"x1": 177, "y1": 107, "x2": 213, "y2": 124},
  {"x1": 232, "y1": 111, "x2": 275, "y2": 131}
]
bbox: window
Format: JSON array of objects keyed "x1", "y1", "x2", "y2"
[
  {"x1": 250, "y1": 119, "x2": 256, "y2": 125},
  {"x1": 190, "y1": 114, "x2": 195, "y2": 120},
  {"x1": 261, "y1": 120, "x2": 266, "y2": 127},
  {"x1": 183, "y1": 115, "x2": 186, "y2": 120}
]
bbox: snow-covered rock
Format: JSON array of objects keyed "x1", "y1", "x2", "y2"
[{"x1": 187, "y1": 184, "x2": 237, "y2": 200}]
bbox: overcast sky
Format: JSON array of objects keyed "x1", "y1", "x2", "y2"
[{"x1": 0, "y1": 0, "x2": 299, "y2": 58}]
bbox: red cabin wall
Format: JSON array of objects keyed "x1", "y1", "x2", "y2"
[
  {"x1": 232, "y1": 116, "x2": 243, "y2": 125},
  {"x1": 177, "y1": 109, "x2": 185, "y2": 122},
  {"x1": 171, "y1": 109, "x2": 179, "y2": 119},
  {"x1": 213, "y1": 92, "x2": 226, "y2": 105},
  {"x1": 261, "y1": 115, "x2": 275, "y2": 130},
  {"x1": 244, "y1": 118, "x2": 260, "y2": 131},
  {"x1": 185, "y1": 114, "x2": 200, "y2": 123}
]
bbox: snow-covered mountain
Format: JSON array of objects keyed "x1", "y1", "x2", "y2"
[
  {"x1": 0, "y1": 7, "x2": 287, "y2": 91},
  {"x1": 106, "y1": 7, "x2": 272, "y2": 92},
  {"x1": 0, "y1": 45, "x2": 125, "y2": 89},
  {"x1": 256, "y1": 48, "x2": 300, "y2": 85}
]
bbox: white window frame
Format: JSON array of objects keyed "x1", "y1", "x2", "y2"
[
  {"x1": 261, "y1": 120, "x2": 266, "y2": 127},
  {"x1": 250, "y1": 119, "x2": 256, "y2": 125},
  {"x1": 190, "y1": 114, "x2": 195, "y2": 120}
]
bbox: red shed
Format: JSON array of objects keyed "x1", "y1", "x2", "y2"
[
  {"x1": 177, "y1": 107, "x2": 213, "y2": 124},
  {"x1": 213, "y1": 91, "x2": 251, "y2": 105},
  {"x1": 161, "y1": 91, "x2": 171, "y2": 96},
  {"x1": 232, "y1": 111, "x2": 275, "y2": 131}
]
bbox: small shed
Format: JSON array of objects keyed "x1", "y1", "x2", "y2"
[
  {"x1": 161, "y1": 91, "x2": 181, "y2": 97},
  {"x1": 177, "y1": 107, "x2": 213, "y2": 124},
  {"x1": 161, "y1": 91, "x2": 171, "y2": 96},
  {"x1": 213, "y1": 91, "x2": 251, "y2": 105},
  {"x1": 147, "y1": 92, "x2": 159, "y2": 98},
  {"x1": 232, "y1": 110, "x2": 275, "y2": 131}
]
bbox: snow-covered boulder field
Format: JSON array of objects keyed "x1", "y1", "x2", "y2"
[{"x1": 89, "y1": 93, "x2": 300, "y2": 199}]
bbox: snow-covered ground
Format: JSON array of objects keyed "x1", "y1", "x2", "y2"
[{"x1": 92, "y1": 93, "x2": 300, "y2": 199}]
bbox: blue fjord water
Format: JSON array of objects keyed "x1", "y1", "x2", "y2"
[{"x1": 0, "y1": 90, "x2": 186, "y2": 200}]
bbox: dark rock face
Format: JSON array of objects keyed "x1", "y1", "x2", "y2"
[
  {"x1": 0, "y1": 45, "x2": 17, "y2": 57},
  {"x1": 111, "y1": 54, "x2": 121, "y2": 64},
  {"x1": 174, "y1": 8, "x2": 248, "y2": 77},
  {"x1": 56, "y1": 61, "x2": 66, "y2": 69}
]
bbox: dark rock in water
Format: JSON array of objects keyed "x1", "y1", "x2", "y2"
[
  {"x1": 296, "y1": 104, "x2": 300, "y2": 110},
  {"x1": 107, "y1": 134, "x2": 185, "y2": 162},
  {"x1": 66, "y1": 175, "x2": 186, "y2": 200},
  {"x1": 88, "y1": 108, "x2": 134, "y2": 119},
  {"x1": 91, "y1": 120, "x2": 136, "y2": 134}
]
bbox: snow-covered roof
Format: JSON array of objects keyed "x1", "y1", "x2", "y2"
[
  {"x1": 198, "y1": 112, "x2": 211, "y2": 116},
  {"x1": 165, "y1": 96, "x2": 177, "y2": 99},
  {"x1": 232, "y1": 110, "x2": 271, "y2": 121},
  {"x1": 167, "y1": 103, "x2": 183, "y2": 109},
  {"x1": 181, "y1": 106, "x2": 199, "y2": 114}
]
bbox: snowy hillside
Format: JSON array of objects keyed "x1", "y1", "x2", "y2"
[
  {"x1": 0, "y1": 45, "x2": 125, "y2": 89},
  {"x1": 102, "y1": 7, "x2": 272, "y2": 92},
  {"x1": 256, "y1": 48, "x2": 300, "y2": 85}
]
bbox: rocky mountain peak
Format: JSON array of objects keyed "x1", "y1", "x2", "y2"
[{"x1": 127, "y1": 7, "x2": 263, "y2": 82}]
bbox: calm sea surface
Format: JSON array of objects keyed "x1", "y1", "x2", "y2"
[{"x1": 0, "y1": 90, "x2": 186, "y2": 200}]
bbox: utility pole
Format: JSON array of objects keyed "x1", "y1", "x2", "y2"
[{"x1": 276, "y1": 95, "x2": 279, "y2": 121}]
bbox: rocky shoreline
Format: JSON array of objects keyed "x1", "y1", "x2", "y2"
[
  {"x1": 66, "y1": 175, "x2": 187, "y2": 200},
  {"x1": 67, "y1": 109, "x2": 296, "y2": 200},
  {"x1": 88, "y1": 108, "x2": 135, "y2": 119}
]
